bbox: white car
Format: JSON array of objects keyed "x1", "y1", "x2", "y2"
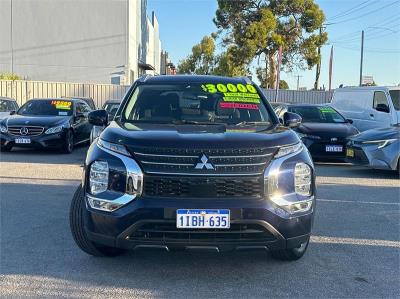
[
  {"x1": 0, "y1": 97, "x2": 19, "y2": 119},
  {"x1": 331, "y1": 86, "x2": 400, "y2": 132}
]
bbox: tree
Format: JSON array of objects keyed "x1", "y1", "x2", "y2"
[
  {"x1": 280, "y1": 79, "x2": 289, "y2": 89},
  {"x1": 177, "y1": 36, "x2": 216, "y2": 75},
  {"x1": 0, "y1": 73, "x2": 22, "y2": 80},
  {"x1": 214, "y1": 0, "x2": 327, "y2": 88}
]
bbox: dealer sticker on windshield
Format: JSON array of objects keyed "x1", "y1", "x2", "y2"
[{"x1": 51, "y1": 100, "x2": 72, "y2": 110}]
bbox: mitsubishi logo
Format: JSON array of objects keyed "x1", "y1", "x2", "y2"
[
  {"x1": 331, "y1": 137, "x2": 338, "y2": 142},
  {"x1": 195, "y1": 154, "x2": 215, "y2": 170},
  {"x1": 20, "y1": 127, "x2": 29, "y2": 135}
]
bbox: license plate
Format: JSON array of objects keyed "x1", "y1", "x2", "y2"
[
  {"x1": 176, "y1": 209, "x2": 230, "y2": 229},
  {"x1": 326, "y1": 145, "x2": 342, "y2": 152},
  {"x1": 15, "y1": 138, "x2": 31, "y2": 144},
  {"x1": 346, "y1": 148, "x2": 354, "y2": 157}
]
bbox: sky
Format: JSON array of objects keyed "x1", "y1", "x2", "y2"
[{"x1": 147, "y1": 0, "x2": 400, "y2": 89}]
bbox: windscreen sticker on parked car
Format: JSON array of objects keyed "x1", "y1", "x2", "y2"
[
  {"x1": 318, "y1": 107, "x2": 336, "y2": 114},
  {"x1": 223, "y1": 92, "x2": 261, "y2": 103},
  {"x1": 51, "y1": 100, "x2": 72, "y2": 110},
  {"x1": 219, "y1": 102, "x2": 259, "y2": 110},
  {"x1": 201, "y1": 83, "x2": 259, "y2": 95}
]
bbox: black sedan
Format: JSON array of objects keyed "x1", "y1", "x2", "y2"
[
  {"x1": 0, "y1": 98, "x2": 93, "y2": 153},
  {"x1": 275, "y1": 104, "x2": 359, "y2": 160}
]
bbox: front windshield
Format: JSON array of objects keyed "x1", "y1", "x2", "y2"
[
  {"x1": 18, "y1": 100, "x2": 73, "y2": 116},
  {"x1": 289, "y1": 106, "x2": 346, "y2": 123},
  {"x1": 0, "y1": 100, "x2": 15, "y2": 112},
  {"x1": 122, "y1": 82, "x2": 273, "y2": 125},
  {"x1": 389, "y1": 90, "x2": 400, "y2": 111}
]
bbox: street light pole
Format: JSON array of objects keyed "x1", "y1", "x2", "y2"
[{"x1": 359, "y1": 30, "x2": 364, "y2": 86}]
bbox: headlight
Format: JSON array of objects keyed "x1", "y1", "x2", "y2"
[
  {"x1": 0, "y1": 125, "x2": 7, "y2": 133},
  {"x1": 274, "y1": 142, "x2": 303, "y2": 158},
  {"x1": 362, "y1": 139, "x2": 397, "y2": 149},
  {"x1": 89, "y1": 161, "x2": 109, "y2": 195},
  {"x1": 294, "y1": 163, "x2": 312, "y2": 196},
  {"x1": 97, "y1": 138, "x2": 130, "y2": 156},
  {"x1": 45, "y1": 125, "x2": 63, "y2": 134}
]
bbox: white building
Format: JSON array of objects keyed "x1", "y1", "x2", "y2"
[{"x1": 0, "y1": 0, "x2": 162, "y2": 85}]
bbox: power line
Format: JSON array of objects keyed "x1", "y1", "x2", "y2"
[
  {"x1": 327, "y1": 0, "x2": 374, "y2": 21},
  {"x1": 325, "y1": 1, "x2": 400, "y2": 25}
]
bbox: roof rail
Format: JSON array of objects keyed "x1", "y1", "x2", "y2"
[
  {"x1": 138, "y1": 74, "x2": 153, "y2": 82},
  {"x1": 237, "y1": 76, "x2": 253, "y2": 84}
]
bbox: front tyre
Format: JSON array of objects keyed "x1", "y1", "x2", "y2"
[
  {"x1": 62, "y1": 130, "x2": 74, "y2": 154},
  {"x1": 69, "y1": 184, "x2": 124, "y2": 257},
  {"x1": 270, "y1": 236, "x2": 310, "y2": 261}
]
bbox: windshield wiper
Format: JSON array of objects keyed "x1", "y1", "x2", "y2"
[
  {"x1": 235, "y1": 121, "x2": 270, "y2": 126},
  {"x1": 172, "y1": 120, "x2": 224, "y2": 125}
]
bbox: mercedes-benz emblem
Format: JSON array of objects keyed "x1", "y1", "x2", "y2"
[
  {"x1": 195, "y1": 154, "x2": 215, "y2": 170},
  {"x1": 331, "y1": 137, "x2": 338, "y2": 142},
  {"x1": 20, "y1": 127, "x2": 29, "y2": 135}
]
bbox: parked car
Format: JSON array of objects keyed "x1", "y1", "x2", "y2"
[
  {"x1": 331, "y1": 86, "x2": 400, "y2": 131},
  {"x1": 90, "y1": 99, "x2": 122, "y2": 143},
  {"x1": 69, "y1": 75, "x2": 316, "y2": 261},
  {"x1": 275, "y1": 104, "x2": 359, "y2": 161},
  {"x1": 0, "y1": 98, "x2": 93, "y2": 153},
  {"x1": 0, "y1": 97, "x2": 19, "y2": 119},
  {"x1": 346, "y1": 124, "x2": 400, "y2": 171},
  {"x1": 63, "y1": 96, "x2": 97, "y2": 110}
]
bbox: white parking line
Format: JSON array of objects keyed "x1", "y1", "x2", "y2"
[
  {"x1": 317, "y1": 198, "x2": 400, "y2": 206},
  {"x1": 311, "y1": 236, "x2": 400, "y2": 248}
]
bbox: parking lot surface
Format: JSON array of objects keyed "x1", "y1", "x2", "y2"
[{"x1": 1, "y1": 147, "x2": 399, "y2": 298}]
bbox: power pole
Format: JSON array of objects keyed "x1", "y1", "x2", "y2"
[
  {"x1": 296, "y1": 75, "x2": 302, "y2": 90},
  {"x1": 359, "y1": 30, "x2": 364, "y2": 86},
  {"x1": 10, "y1": 0, "x2": 14, "y2": 74},
  {"x1": 314, "y1": 26, "x2": 322, "y2": 90},
  {"x1": 328, "y1": 46, "x2": 333, "y2": 91}
]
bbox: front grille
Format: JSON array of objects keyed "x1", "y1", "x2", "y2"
[
  {"x1": 129, "y1": 147, "x2": 276, "y2": 175},
  {"x1": 144, "y1": 176, "x2": 264, "y2": 199},
  {"x1": 129, "y1": 222, "x2": 276, "y2": 243},
  {"x1": 349, "y1": 147, "x2": 369, "y2": 164},
  {"x1": 7, "y1": 126, "x2": 44, "y2": 136}
]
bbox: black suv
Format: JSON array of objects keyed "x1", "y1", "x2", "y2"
[{"x1": 70, "y1": 75, "x2": 316, "y2": 261}]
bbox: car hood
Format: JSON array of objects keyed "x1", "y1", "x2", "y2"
[
  {"x1": 100, "y1": 121, "x2": 299, "y2": 149},
  {"x1": 296, "y1": 122, "x2": 359, "y2": 138},
  {"x1": 351, "y1": 126, "x2": 400, "y2": 142},
  {"x1": 0, "y1": 112, "x2": 11, "y2": 119},
  {"x1": 3, "y1": 114, "x2": 70, "y2": 127}
]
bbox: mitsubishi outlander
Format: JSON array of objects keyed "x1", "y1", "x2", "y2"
[{"x1": 69, "y1": 75, "x2": 316, "y2": 261}]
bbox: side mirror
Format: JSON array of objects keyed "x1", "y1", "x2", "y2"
[
  {"x1": 283, "y1": 112, "x2": 302, "y2": 128},
  {"x1": 346, "y1": 118, "x2": 353, "y2": 124},
  {"x1": 375, "y1": 104, "x2": 390, "y2": 113},
  {"x1": 88, "y1": 110, "x2": 108, "y2": 126},
  {"x1": 9, "y1": 110, "x2": 16, "y2": 115}
]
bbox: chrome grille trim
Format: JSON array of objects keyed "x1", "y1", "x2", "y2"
[
  {"x1": 145, "y1": 171, "x2": 264, "y2": 176},
  {"x1": 134, "y1": 152, "x2": 198, "y2": 158},
  {"x1": 210, "y1": 153, "x2": 273, "y2": 158},
  {"x1": 214, "y1": 162, "x2": 266, "y2": 167},
  {"x1": 141, "y1": 161, "x2": 194, "y2": 166},
  {"x1": 7, "y1": 125, "x2": 45, "y2": 136}
]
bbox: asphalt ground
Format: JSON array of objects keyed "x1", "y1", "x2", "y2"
[{"x1": 0, "y1": 146, "x2": 399, "y2": 298}]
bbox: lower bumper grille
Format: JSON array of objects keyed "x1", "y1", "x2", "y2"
[
  {"x1": 129, "y1": 222, "x2": 276, "y2": 243},
  {"x1": 144, "y1": 176, "x2": 264, "y2": 199}
]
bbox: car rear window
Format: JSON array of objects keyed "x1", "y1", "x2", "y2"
[
  {"x1": 0, "y1": 100, "x2": 16, "y2": 112},
  {"x1": 122, "y1": 82, "x2": 273, "y2": 125}
]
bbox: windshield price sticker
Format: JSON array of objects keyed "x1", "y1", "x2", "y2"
[
  {"x1": 319, "y1": 107, "x2": 336, "y2": 113},
  {"x1": 223, "y1": 92, "x2": 260, "y2": 103},
  {"x1": 220, "y1": 102, "x2": 259, "y2": 110},
  {"x1": 201, "y1": 83, "x2": 258, "y2": 94},
  {"x1": 51, "y1": 100, "x2": 72, "y2": 110}
]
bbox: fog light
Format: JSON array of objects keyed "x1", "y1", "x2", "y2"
[
  {"x1": 87, "y1": 196, "x2": 122, "y2": 212},
  {"x1": 294, "y1": 162, "x2": 312, "y2": 196},
  {"x1": 89, "y1": 161, "x2": 109, "y2": 195},
  {"x1": 284, "y1": 200, "x2": 313, "y2": 214}
]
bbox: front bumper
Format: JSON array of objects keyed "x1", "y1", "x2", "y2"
[
  {"x1": 346, "y1": 143, "x2": 398, "y2": 170},
  {"x1": 82, "y1": 142, "x2": 316, "y2": 251},
  {"x1": 0, "y1": 131, "x2": 66, "y2": 149},
  {"x1": 302, "y1": 138, "x2": 347, "y2": 160}
]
